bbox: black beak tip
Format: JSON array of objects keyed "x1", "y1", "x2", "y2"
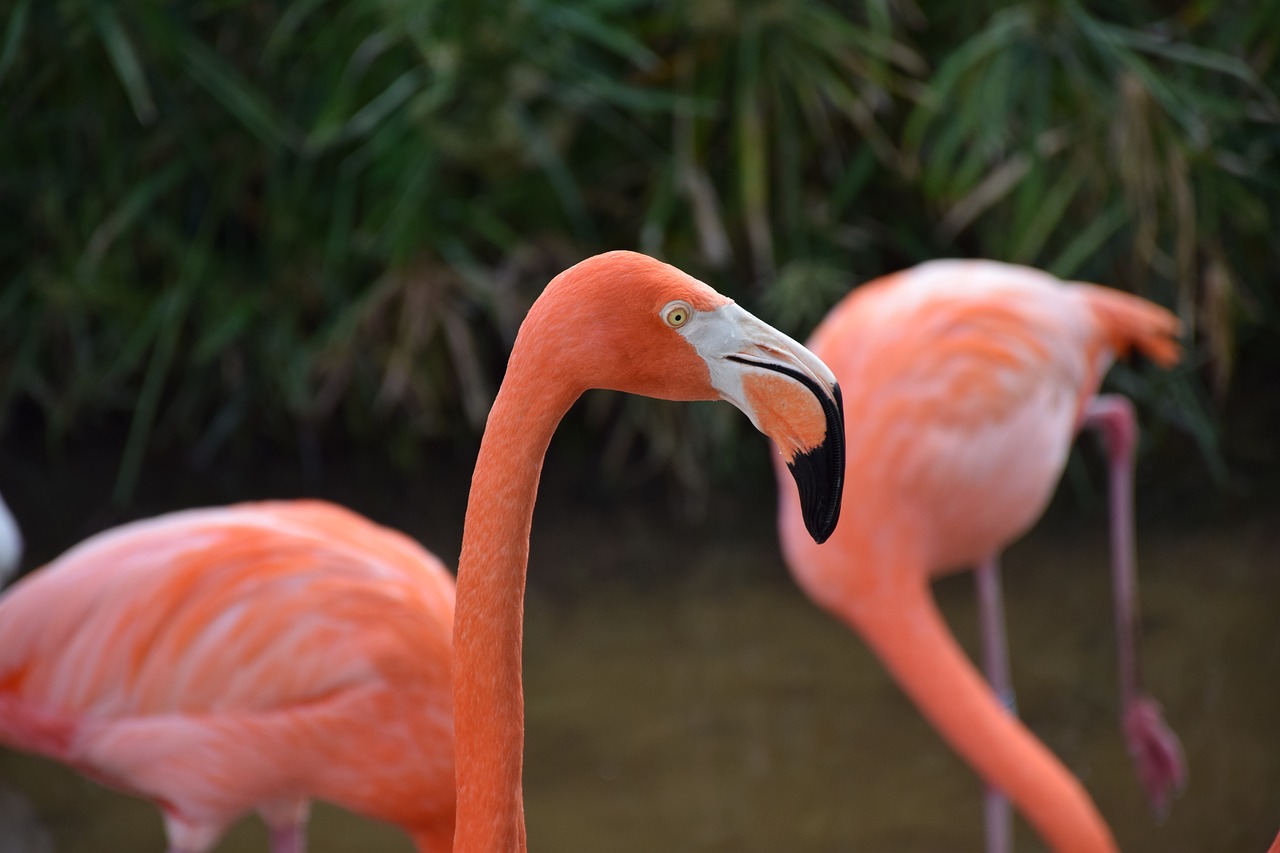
[
  {"x1": 788, "y1": 450, "x2": 842, "y2": 544},
  {"x1": 787, "y1": 382, "x2": 845, "y2": 545}
]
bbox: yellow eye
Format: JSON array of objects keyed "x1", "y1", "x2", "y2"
[{"x1": 663, "y1": 301, "x2": 692, "y2": 328}]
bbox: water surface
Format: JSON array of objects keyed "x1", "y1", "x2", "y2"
[{"x1": 0, "y1": 451, "x2": 1276, "y2": 852}]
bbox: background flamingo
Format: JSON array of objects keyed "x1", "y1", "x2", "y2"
[
  {"x1": 0, "y1": 499, "x2": 456, "y2": 853},
  {"x1": 451, "y1": 250, "x2": 845, "y2": 852},
  {"x1": 776, "y1": 260, "x2": 1185, "y2": 852}
]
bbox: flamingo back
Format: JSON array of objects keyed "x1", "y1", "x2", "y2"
[{"x1": 780, "y1": 260, "x2": 1177, "y2": 602}]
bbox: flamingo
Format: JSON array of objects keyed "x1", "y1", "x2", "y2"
[
  {"x1": 0, "y1": 499, "x2": 456, "y2": 853},
  {"x1": 450, "y1": 250, "x2": 846, "y2": 852},
  {"x1": 775, "y1": 260, "x2": 1186, "y2": 852}
]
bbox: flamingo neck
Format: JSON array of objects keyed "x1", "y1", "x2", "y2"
[
  {"x1": 846, "y1": 543, "x2": 1119, "y2": 853},
  {"x1": 452, "y1": 340, "x2": 581, "y2": 853},
  {"x1": 412, "y1": 823, "x2": 457, "y2": 853},
  {"x1": 782, "y1": 501, "x2": 1118, "y2": 853}
]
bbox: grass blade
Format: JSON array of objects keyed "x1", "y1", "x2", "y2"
[
  {"x1": 91, "y1": 5, "x2": 157, "y2": 124},
  {"x1": 179, "y1": 31, "x2": 298, "y2": 152},
  {"x1": 0, "y1": 0, "x2": 31, "y2": 86},
  {"x1": 1048, "y1": 202, "x2": 1130, "y2": 279}
]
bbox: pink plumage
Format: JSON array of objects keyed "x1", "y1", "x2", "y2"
[
  {"x1": 777, "y1": 260, "x2": 1184, "y2": 853},
  {"x1": 0, "y1": 500, "x2": 455, "y2": 853}
]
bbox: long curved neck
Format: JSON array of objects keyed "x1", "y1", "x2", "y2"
[
  {"x1": 846, "y1": 546, "x2": 1118, "y2": 853},
  {"x1": 452, "y1": 339, "x2": 581, "y2": 853}
]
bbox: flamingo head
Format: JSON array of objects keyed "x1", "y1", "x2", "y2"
[{"x1": 530, "y1": 251, "x2": 845, "y2": 543}]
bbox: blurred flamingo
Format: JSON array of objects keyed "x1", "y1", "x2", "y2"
[
  {"x1": 451, "y1": 250, "x2": 845, "y2": 852},
  {"x1": 776, "y1": 260, "x2": 1186, "y2": 852},
  {"x1": 0, "y1": 499, "x2": 456, "y2": 853}
]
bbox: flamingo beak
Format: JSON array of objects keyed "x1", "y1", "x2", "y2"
[
  {"x1": 684, "y1": 303, "x2": 845, "y2": 544},
  {"x1": 727, "y1": 354, "x2": 845, "y2": 544}
]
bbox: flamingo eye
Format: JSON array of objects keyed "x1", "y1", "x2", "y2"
[{"x1": 662, "y1": 301, "x2": 692, "y2": 328}]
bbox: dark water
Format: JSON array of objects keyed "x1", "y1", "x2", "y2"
[{"x1": 0, "y1": 444, "x2": 1277, "y2": 852}]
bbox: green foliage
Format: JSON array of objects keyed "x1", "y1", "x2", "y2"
[
  {"x1": 907, "y1": 1, "x2": 1276, "y2": 310},
  {"x1": 904, "y1": 0, "x2": 1280, "y2": 480},
  {"x1": 2, "y1": 0, "x2": 1277, "y2": 499}
]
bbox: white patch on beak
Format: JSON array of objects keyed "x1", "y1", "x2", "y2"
[{"x1": 675, "y1": 302, "x2": 836, "y2": 430}]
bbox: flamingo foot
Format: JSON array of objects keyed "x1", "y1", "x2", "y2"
[{"x1": 1124, "y1": 695, "x2": 1186, "y2": 821}]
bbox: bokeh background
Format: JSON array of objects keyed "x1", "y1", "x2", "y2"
[{"x1": 1, "y1": 0, "x2": 1278, "y2": 850}]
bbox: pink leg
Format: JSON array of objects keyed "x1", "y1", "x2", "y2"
[
  {"x1": 976, "y1": 553, "x2": 1014, "y2": 853},
  {"x1": 162, "y1": 811, "x2": 225, "y2": 853},
  {"x1": 261, "y1": 800, "x2": 310, "y2": 853},
  {"x1": 1083, "y1": 394, "x2": 1186, "y2": 819},
  {"x1": 268, "y1": 823, "x2": 307, "y2": 853}
]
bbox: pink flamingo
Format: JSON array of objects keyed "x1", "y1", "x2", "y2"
[
  {"x1": 450, "y1": 250, "x2": 845, "y2": 851},
  {"x1": 776, "y1": 260, "x2": 1186, "y2": 852},
  {"x1": 0, "y1": 499, "x2": 456, "y2": 853}
]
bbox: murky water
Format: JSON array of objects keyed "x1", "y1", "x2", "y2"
[{"x1": 0, "y1": 446, "x2": 1277, "y2": 852}]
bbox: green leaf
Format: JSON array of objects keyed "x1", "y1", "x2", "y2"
[
  {"x1": 829, "y1": 147, "x2": 878, "y2": 217},
  {"x1": 113, "y1": 247, "x2": 206, "y2": 506},
  {"x1": 1092, "y1": 19, "x2": 1259, "y2": 85},
  {"x1": 307, "y1": 68, "x2": 425, "y2": 153},
  {"x1": 1048, "y1": 202, "x2": 1130, "y2": 279},
  {"x1": 80, "y1": 161, "x2": 189, "y2": 273},
  {"x1": 265, "y1": 0, "x2": 331, "y2": 63},
  {"x1": 0, "y1": 0, "x2": 31, "y2": 86},
  {"x1": 1010, "y1": 165, "x2": 1084, "y2": 263},
  {"x1": 510, "y1": 103, "x2": 594, "y2": 241},
  {"x1": 539, "y1": 2, "x2": 659, "y2": 71},
  {"x1": 91, "y1": 5, "x2": 157, "y2": 124},
  {"x1": 178, "y1": 31, "x2": 298, "y2": 152},
  {"x1": 904, "y1": 5, "x2": 1032, "y2": 150}
]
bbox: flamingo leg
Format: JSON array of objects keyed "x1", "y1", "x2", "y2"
[
  {"x1": 1082, "y1": 394, "x2": 1186, "y2": 819},
  {"x1": 162, "y1": 812, "x2": 223, "y2": 853},
  {"x1": 267, "y1": 822, "x2": 307, "y2": 853},
  {"x1": 261, "y1": 800, "x2": 310, "y2": 853},
  {"x1": 976, "y1": 553, "x2": 1015, "y2": 853}
]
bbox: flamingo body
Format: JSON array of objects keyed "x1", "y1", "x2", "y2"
[
  {"x1": 0, "y1": 500, "x2": 455, "y2": 853},
  {"x1": 777, "y1": 260, "x2": 1182, "y2": 852}
]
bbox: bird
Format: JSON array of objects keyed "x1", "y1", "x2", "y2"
[
  {"x1": 450, "y1": 249, "x2": 846, "y2": 852},
  {"x1": 774, "y1": 259, "x2": 1185, "y2": 853},
  {"x1": 0, "y1": 499, "x2": 456, "y2": 853}
]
